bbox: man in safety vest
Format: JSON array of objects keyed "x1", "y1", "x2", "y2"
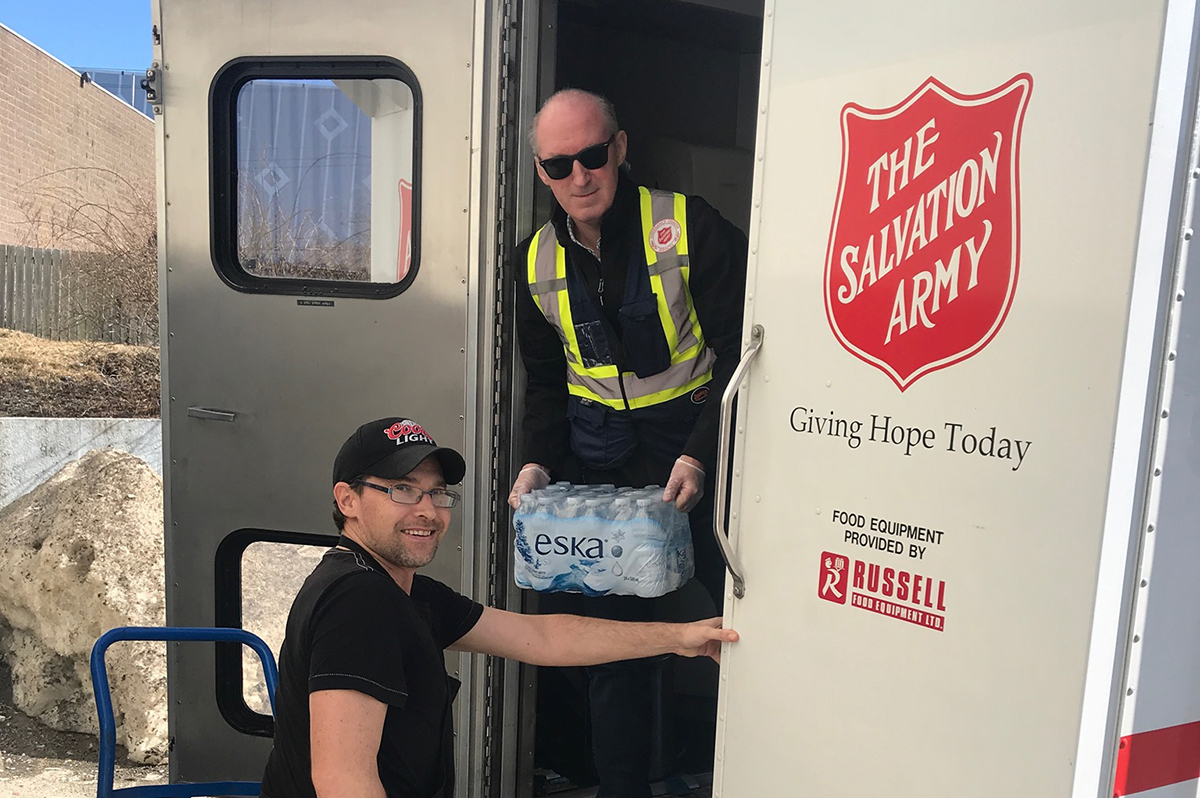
[{"x1": 508, "y1": 89, "x2": 748, "y2": 798}]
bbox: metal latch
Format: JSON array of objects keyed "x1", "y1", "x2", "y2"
[{"x1": 187, "y1": 407, "x2": 237, "y2": 423}]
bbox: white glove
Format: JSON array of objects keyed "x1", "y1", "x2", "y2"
[
  {"x1": 508, "y1": 463, "x2": 551, "y2": 509},
  {"x1": 662, "y1": 456, "x2": 705, "y2": 513}
]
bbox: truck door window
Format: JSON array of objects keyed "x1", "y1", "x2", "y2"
[
  {"x1": 239, "y1": 540, "x2": 327, "y2": 714},
  {"x1": 214, "y1": 528, "x2": 339, "y2": 735},
  {"x1": 211, "y1": 59, "x2": 421, "y2": 297}
]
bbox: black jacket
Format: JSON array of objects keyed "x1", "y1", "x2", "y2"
[{"x1": 514, "y1": 173, "x2": 748, "y2": 477}]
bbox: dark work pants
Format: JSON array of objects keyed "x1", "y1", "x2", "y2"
[{"x1": 540, "y1": 484, "x2": 726, "y2": 798}]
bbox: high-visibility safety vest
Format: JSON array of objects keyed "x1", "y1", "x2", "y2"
[{"x1": 526, "y1": 186, "x2": 717, "y2": 411}]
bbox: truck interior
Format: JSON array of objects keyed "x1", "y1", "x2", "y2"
[{"x1": 514, "y1": 1, "x2": 764, "y2": 794}]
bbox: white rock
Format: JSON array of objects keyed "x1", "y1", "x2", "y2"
[
  {"x1": 0, "y1": 449, "x2": 166, "y2": 763},
  {"x1": 240, "y1": 542, "x2": 325, "y2": 714}
]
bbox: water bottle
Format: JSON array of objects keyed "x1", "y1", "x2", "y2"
[
  {"x1": 580, "y1": 497, "x2": 613, "y2": 595},
  {"x1": 616, "y1": 499, "x2": 654, "y2": 597},
  {"x1": 561, "y1": 496, "x2": 584, "y2": 519},
  {"x1": 608, "y1": 498, "x2": 635, "y2": 587},
  {"x1": 582, "y1": 497, "x2": 608, "y2": 560},
  {"x1": 584, "y1": 496, "x2": 607, "y2": 518},
  {"x1": 533, "y1": 495, "x2": 558, "y2": 587},
  {"x1": 513, "y1": 495, "x2": 546, "y2": 589},
  {"x1": 541, "y1": 483, "x2": 569, "y2": 504},
  {"x1": 635, "y1": 485, "x2": 662, "y2": 504}
]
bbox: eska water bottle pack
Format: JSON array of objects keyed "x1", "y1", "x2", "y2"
[{"x1": 511, "y1": 483, "x2": 695, "y2": 598}]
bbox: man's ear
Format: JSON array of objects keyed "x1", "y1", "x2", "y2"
[
  {"x1": 535, "y1": 159, "x2": 551, "y2": 187},
  {"x1": 613, "y1": 130, "x2": 628, "y2": 166},
  {"x1": 333, "y1": 482, "x2": 360, "y2": 520}
]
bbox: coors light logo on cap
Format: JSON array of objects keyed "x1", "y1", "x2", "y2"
[{"x1": 384, "y1": 420, "x2": 435, "y2": 446}]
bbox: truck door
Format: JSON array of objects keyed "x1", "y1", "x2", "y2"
[
  {"x1": 713, "y1": 1, "x2": 1197, "y2": 796},
  {"x1": 153, "y1": 0, "x2": 482, "y2": 784}
]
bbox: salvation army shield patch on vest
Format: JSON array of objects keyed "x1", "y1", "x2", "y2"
[{"x1": 824, "y1": 74, "x2": 1033, "y2": 390}]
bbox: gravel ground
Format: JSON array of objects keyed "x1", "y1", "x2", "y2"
[{"x1": 0, "y1": 661, "x2": 165, "y2": 797}]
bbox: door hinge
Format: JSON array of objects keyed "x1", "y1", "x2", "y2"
[{"x1": 141, "y1": 63, "x2": 162, "y2": 115}]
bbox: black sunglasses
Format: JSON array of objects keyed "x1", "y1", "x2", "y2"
[{"x1": 538, "y1": 135, "x2": 616, "y2": 180}]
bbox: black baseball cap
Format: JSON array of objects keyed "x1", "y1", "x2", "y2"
[{"x1": 333, "y1": 417, "x2": 467, "y2": 487}]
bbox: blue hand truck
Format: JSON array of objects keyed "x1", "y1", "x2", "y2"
[{"x1": 91, "y1": 626, "x2": 277, "y2": 798}]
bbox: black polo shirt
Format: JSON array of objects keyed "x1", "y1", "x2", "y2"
[{"x1": 260, "y1": 536, "x2": 483, "y2": 798}]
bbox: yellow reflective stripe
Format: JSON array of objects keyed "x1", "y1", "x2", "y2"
[
  {"x1": 639, "y1": 187, "x2": 658, "y2": 266},
  {"x1": 557, "y1": 242, "x2": 620, "y2": 380},
  {"x1": 674, "y1": 193, "x2": 689, "y2": 256},
  {"x1": 566, "y1": 382, "x2": 617, "y2": 406},
  {"x1": 679, "y1": 284, "x2": 704, "y2": 360},
  {"x1": 568, "y1": 368, "x2": 714, "y2": 410},
  {"x1": 527, "y1": 228, "x2": 544, "y2": 312},
  {"x1": 625, "y1": 369, "x2": 713, "y2": 409},
  {"x1": 555, "y1": 243, "x2": 581, "y2": 370},
  {"x1": 568, "y1": 360, "x2": 620, "y2": 379},
  {"x1": 675, "y1": 338, "x2": 705, "y2": 363},
  {"x1": 645, "y1": 188, "x2": 680, "y2": 356},
  {"x1": 650, "y1": 269, "x2": 679, "y2": 356}
]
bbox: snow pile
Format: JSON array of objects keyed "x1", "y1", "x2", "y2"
[{"x1": 0, "y1": 449, "x2": 166, "y2": 763}]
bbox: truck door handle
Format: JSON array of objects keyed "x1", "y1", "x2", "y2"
[
  {"x1": 187, "y1": 407, "x2": 237, "y2": 422},
  {"x1": 714, "y1": 323, "x2": 763, "y2": 600}
]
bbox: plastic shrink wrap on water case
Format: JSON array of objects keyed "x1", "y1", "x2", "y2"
[{"x1": 512, "y1": 483, "x2": 695, "y2": 598}]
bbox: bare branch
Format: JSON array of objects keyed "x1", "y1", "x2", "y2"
[{"x1": 15, "y1": 167, "x2": 158, "y2": 344}]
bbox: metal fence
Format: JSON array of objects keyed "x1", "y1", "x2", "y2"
[{"x1": 0, "y1": 245, "x2": 157, "y2": 345}]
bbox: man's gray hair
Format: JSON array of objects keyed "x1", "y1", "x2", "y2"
[{"x1": 528, "y1": 88, "x2": 620, "y2": 155}]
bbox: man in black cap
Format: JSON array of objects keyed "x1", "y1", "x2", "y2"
[{"x1": 259, "y1": 417, "x2": 737, "y2": 798}]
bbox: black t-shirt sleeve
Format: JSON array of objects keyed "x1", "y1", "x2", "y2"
[
  {"x1": 307, "y1": 573, "x2": 409, "y2": 707},
  {"x1": 411, "y1": 576, "x2": 484, "y2": 648}
]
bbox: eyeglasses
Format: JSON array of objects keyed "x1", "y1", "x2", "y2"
[
  {"x1": 355, "y1": 480, "x2": 461, "y2": 508},
  {"x1": 538, "y1": 135, "x2": 616, "y2": 180}
]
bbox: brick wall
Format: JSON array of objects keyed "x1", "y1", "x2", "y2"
[{"x1": 0, "y1": 26, "x2": 154, "y2": 249}]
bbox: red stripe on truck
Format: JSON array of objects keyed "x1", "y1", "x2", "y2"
[{"x1": 1114, "y1": 720, "x2": 1200, "y2": 796}]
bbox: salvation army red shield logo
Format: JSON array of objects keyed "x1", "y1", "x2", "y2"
[
  {"x1": 825, "y1": 75, "x2": 1032, "y2": 390},
  {"x1": 650, "y1": 218, "x2": 682, "y2": 253}
]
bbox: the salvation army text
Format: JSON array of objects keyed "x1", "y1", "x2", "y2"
[{"x1": 836, "y1": 116, "x2": 1003, "y2": 346}]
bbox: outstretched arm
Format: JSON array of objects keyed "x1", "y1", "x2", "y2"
[{"x1": 451, "y1": 607, "x2": 738, "y2": 666}]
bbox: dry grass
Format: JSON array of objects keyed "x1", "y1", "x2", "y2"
[{"x1": 0, "y1": 329, "x2": 160, "y2": 418}]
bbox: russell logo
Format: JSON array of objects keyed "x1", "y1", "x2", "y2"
[
  {"x1": 818, "y1": 552, "x2": 849, "y2": 605},
  {"x1": 818, "y1": 550, "x2": 947, "y2": 632},
  {"x1": 825, "y1": 74, "x2": 1033, "y2": 390}
]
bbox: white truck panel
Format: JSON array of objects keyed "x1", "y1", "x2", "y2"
[{"x1": 713, "y1": 0, "x2": 1187, "y2": 796}]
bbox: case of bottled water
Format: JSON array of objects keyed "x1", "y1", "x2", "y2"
[{"x1": 512, "y1": 483, "x2": 695, "y2": 597}]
